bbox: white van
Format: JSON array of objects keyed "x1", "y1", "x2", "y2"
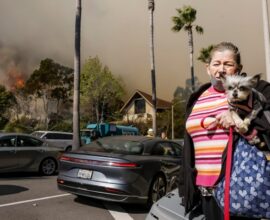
[{"x1": 31, "y1": 131, "x2": 73, "y2": 152}]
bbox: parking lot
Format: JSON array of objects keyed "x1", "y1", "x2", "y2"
[{"x1": 0, "y1": 173, "x2": 149, "y2": 220}]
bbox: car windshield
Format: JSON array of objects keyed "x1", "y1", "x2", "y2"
[
  {"x1": 83, "y1": 139, "x2": 144, "y2": 155},
  {"x1": 31, "y1": 131, "x2": 45, "y2": 138}
]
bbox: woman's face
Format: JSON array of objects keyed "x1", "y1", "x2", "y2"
[{"x1": 206, "y1": 50, "x2": 241, "y2": 80}]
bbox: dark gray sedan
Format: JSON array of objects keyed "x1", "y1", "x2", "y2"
[
  {"x1": 57, "y1": 136, "x2": 182, "y2": 206},
  {"x1": 0, "y1": 133, "x2": 61, "y2": 175}
]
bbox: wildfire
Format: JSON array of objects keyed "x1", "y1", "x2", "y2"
[
  {"x1": 7, "y1": 67, "x2": 26, "y2": 91},
  {"x1": 15, "y1": 78, "x2": 25, "y2": 88}
]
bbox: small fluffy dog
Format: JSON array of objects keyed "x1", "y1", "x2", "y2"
[{"x1": 221, "y1": 73, "x2": 266, "y2": 146}]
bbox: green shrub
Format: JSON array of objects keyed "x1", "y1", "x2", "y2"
[{"x1": 49, "y1": 121, "x2": 72, "y2": 132}]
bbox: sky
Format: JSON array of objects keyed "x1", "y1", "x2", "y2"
[{"x1": 0, "y1": 0, "x2": 268, "y2": 101}]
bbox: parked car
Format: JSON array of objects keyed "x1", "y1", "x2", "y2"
[
  {"x1": 0, "y1": 133, "x2": 61, "y2": 175},
  {"x1": 146, "y1": 188, "x2": 205, "y2": 220},
  {"x1": 31, "y1": 131, "x2": 73, "y2": 152},
  {"x1": 57, "y1": 135, "x2": 183, "y2": 206},
  {"x1": 172, "y1": 138, "x2": 184, "y2": 147}
]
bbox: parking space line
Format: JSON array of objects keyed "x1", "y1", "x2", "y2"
[
  {"x1": 104, "y1": 202, "x2": 134, "y2": 220},
  {"x1": 0, "y1": 193, "x2": 71, "y2": 208}
]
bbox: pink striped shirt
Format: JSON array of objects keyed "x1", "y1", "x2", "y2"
[{"x1": 186, "y1": 86, "x2": 229, "y2": 186}]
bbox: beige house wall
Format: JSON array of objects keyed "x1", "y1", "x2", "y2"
[{"x1": 122, "y1": 101, "x2": 153, "y2": 122}]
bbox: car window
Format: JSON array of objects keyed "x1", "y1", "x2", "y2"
[
  {"x1": 152, "y1": 142, "x2": 176, "y2": 156},
  {"x1": 83, "y1": 139, "x2": 144, "y2": 155},
  {"x1": 31, "y1": 131, "x2": 45, "y2": 138},
  {"x1": 171, "y1": 142, "x2": 182, "y2": 157},
  {"x1": 60, "y1": 134, "x2": 73, "y2": 139},
  {"x1": 45, "y1": 133, "x2": 58, "y2": 139},
  {"x1": 0, "y1": 136, "x2": 16, "y2": 147},
  {"x1": 45, "y1": 133, "x2": 72, "y2": 140},
  {"x1": 17, "y1": 136, "x2": 43, "y2": 147}
]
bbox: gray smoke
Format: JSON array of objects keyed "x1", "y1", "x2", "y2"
[{"x1": 0, "y1": 41, "x2": 41, "y2": 89}]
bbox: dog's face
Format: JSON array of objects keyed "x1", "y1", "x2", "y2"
[{"x1": 221, "y1": 73, "x2": 260, "y2": 102}]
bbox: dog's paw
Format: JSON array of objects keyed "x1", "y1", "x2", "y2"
[
  {"x1": 248, "y1": 136, "x2": 264, "y2": 147},
  {"x1": 258, "y1": 141, "x2": 265, "y2": 148},
  {"x1": 237, "y1": 122, "x2": 249, "y2": 134},
  {"x1": 243, "y1": 118, "x2": 251, "y2": 126},
  {"x1": 248, "y1": 138, "x2": 260, "y2": 145}
]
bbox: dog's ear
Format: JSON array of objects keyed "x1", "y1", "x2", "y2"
[
  {"x1": 250, "y1": 74, "x2": 261, "y2": 87},
  {"x1": 240, "y1": 72, "x2": 247, "y2": 77}
]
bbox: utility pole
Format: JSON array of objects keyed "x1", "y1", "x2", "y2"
[{"x1": 262, "y1": 0, "x2": 270, "y2": 82}]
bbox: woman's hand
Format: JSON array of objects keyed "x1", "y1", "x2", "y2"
[{"x1": 215, "y1": 110, "x2": 235, "y2": 129}]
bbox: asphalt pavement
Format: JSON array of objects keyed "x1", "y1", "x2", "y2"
[{"x1": 0, "y1": 173, "x2": 149, "y2": 220}]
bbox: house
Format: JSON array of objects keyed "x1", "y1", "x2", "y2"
[{"x1": 120, "y1": 90, "x2": 172, "y2": 122}]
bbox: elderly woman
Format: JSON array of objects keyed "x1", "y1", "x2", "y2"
[{"x1": 180, "y1": 42, "x2": 270, "y2": 220}]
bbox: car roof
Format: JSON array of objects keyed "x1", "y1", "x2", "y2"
[
  {"x1": 0, "y1": 133, "x2": 43, "y2": 139},
  {"x1": 32, "y1": 131, "x2": 73, "y2": 134}
]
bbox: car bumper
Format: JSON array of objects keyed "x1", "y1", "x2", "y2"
[{"x1": 57, "y1": 177, "x2": 148, "y2": 204}]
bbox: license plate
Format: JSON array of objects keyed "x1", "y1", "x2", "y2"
[{"x1": 77, "y1": 169, "x2": 93, "y2": 179}]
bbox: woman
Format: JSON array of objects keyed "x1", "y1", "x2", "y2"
[{"x1": 181, "y1": 42, "x2": 270, "y2": 220}]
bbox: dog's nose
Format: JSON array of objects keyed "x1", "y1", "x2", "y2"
[{"x1": 233, "y1": 91, "x2": 238, "y2": 98}]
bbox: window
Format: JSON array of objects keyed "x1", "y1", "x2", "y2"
[
  {"x1": 171, "y1": 143, "x2": 182, "y2": 157},
  {"x1": 134, "y1": 98, "x2": 146, "y2": 114},
  {"x1": 85, "y1": 139, "x2": 144, "y2": 155},
  {"x1": 60, "y1": 134, "x2": 73, "y2": 139},
  {"x1": 45, "y1": 133, "x2": 72, "y2": 140},
  {"x1": 0, "y1": 136, "x2": 16, "y2": 147},
  {"x1": 45, "y1": 133, "x2": 58, "y2": 139},
  {"x1": 31, "y1": 131, "x2": 45, "y2": 138},
  {"x1": 17, "y1": 136, "x2": 43, "y2": 147},
  {"x1": 152, "y1": 142, "x2": 176, "y2": 156}
]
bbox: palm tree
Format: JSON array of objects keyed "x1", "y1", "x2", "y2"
[
  {"x1": 172, "y1": 5, "x2": 203, "y2": 92},
  {"x1": 148, "y1": 0, "x2": 157, "y2": 137},
  {"x1": 73, "y1": 0, "x2": 81, "y2": 149},
  {"x1": 197, "y1": 45, "x2": 214, "y2": 64}
]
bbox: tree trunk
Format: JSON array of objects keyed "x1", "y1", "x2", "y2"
[
  {"x1": 148, "y1": 0, "x2": 157, "y2": 137},
  {"x1": 73, "y1": 0, "x2": 81, "y2": 149},
  {"x1": 41, "y1": 94, "x2": 49, "y2": 130},
  {"x1": 101, "y1": 101, "x2": 105, "y2": 123},
  {"x1": 95, "y1": 101, "x2": 100, "y2": 123},
  {"x1": 188, "y1": 28, "x2": 195, "y2": 92}
]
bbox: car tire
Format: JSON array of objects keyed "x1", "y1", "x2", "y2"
[
  {"x1": 39, "y1": 158, "x2": 57, "y2": 176},
  {"x1": 148, "y1": 175, "x2": 166, "y2": 206}
]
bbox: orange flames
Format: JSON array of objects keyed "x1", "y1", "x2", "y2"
[
  {"x1": 7, "y1": 67, "x2": 26, "y2": 91},
  {"x1": 15, "y1": 78, "x2": 25, "y2": 88}
]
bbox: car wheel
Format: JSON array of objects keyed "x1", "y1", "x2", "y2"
[
  {"x1": 170, "y1": 176, "x2": 178, "y2": 190},
  {"x1": 148, "y1": 175, "x2": 166, "y2": 206},
  {"x1": 39, "y1": 158, "x2": 57, "y2": 176}
]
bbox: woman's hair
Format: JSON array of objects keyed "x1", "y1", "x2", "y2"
[{"x1": 208, "y1": 42, "x2": 241, "y2": 65}]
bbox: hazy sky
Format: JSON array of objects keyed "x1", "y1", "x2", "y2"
[{"x1": 0, "y1": 0, "x2": 268, "y2": 100}]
